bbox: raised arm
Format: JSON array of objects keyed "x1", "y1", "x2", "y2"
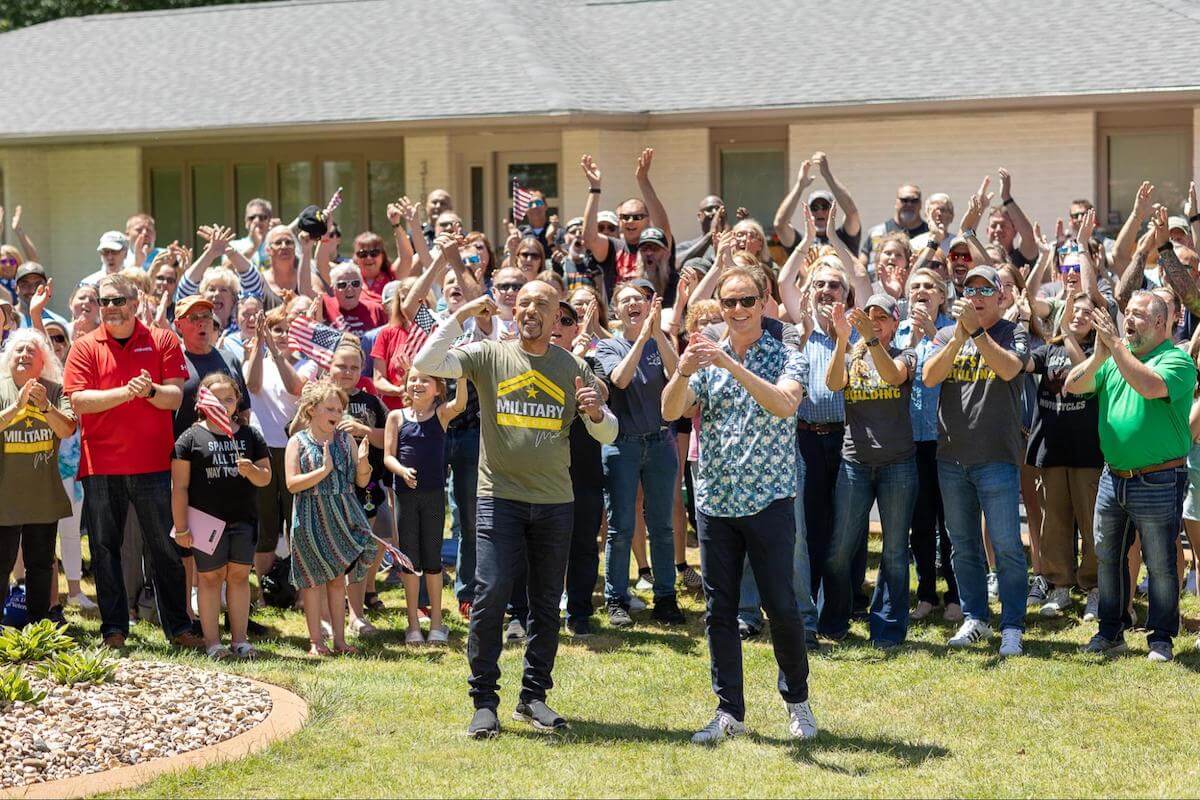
[
  {"x1": 413, "y1": 296, "x2": 497, "y2": 378},
  {"x1": 579, "y1": 154, "x2": 611, "y2": 263},
  {"x1": 814, "y1": 152, "x2": 860, "y2": 238},
  {"x1": 387, "y1": 200, "x2": 416, "y2": 280},
  {"x1": 779, "y1": 206, "x2": 816, "y2": 322},
  {"x1": 634, "y1": 148, "x2": 672, "y2": 245},
  {"x1": 1112, "y1": 181, "x2": 1153, "y2": 276},
  {"x1": 9, "y1": 206, "x2": 38, "y2": 263},
  {"x1": 242, "y1": 313, "x2": 266, "y2": 394},
  {"x1": 773, "y1": 159, "x2": 813, "y2": 249},
  {"x1": 823, "y1": 202, "x2": 871, "y2": 302},
  {"x1": 662, "y1": 336, "x2": 705, "y2": 421},
  {"x1": 1075, "y1": 209, "x2": 1107, "y2": 308},
  {"x1": 1025, "y1": 223, "x2": 1055, "y2": 320},
  {"x1": 401, "y1": 197, "x2": 433, "y2": 273},
  {"x1": 997, "y1": 168, "x2": 1037, "y2": 262},
  {"x1": 958, "y1": 176, "x2": 996, "y2": 265}
]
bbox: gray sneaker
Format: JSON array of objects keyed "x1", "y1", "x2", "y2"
[
  {"x1": 1147, "y1": 641, "x2": 1174, "y2": 662},
  {"x1": 607, "y1": 604, "x2": 634, "y2": 628},
  {"x1": 1039, "y1": 587, "x2": 1072, "y2": 618},
  {"x1": 786, "y1": 701, "x2": 818, "y2": 739},
  {"x1": 1082, "y1": 634, "x2": 1127, "y2": 656},
  {"x1": 503, "y1": 618, "x2": 526, "y2": 644},
  {"x1": 690, "y1": 711, "x2": 746, "y2": 745},
  {"x1": 1026, "y1": 575, "x2": 1049, "y2": 606},
  {"x1": 1082, "y1": 588, "x2": 1099, "y2": 621}
]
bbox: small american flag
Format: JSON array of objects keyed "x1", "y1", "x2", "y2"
[
  {"x1": 288, "y1": 316, "x2": 343, "y2": 371},
  {"x1": 195, "y1": 386, "x2": 234, "y2": 437},
  {"x1": 324, "y1": 186, "x2": 344, "y2": 218},
  {"x1": 512, "y1": 178, "x2": 534, "y2": 223}
]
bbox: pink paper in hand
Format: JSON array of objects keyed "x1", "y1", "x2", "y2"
[{"x1": 183, "y1": 506, "x2": 226, "y2": 556}]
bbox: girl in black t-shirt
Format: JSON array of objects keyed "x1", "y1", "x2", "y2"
[{"x1": 171, "y1": 373, "x2": 271, "y2": 660}]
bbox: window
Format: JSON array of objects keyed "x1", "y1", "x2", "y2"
[
  {"x1": 720, "y1": 149, "x2": 786, "y2": 233},
  {"x1": 234, "y1": 164, "x2": 268, "y2": 223},
  {"x1": 368, "y1": 159, "x2": 405, "y2": 237},
  {"x1": 191, "y1": 164, "x2": 226, "y2": 249},
  {"x1": 277, "y1": 161, "x2": 314, "y2": 226},
  {"x1": 1105, "y1": 130, "x2": 1190, "y2": 228},
  {"x1": 506, "y1": 161, "x2": 559, "y2": 218},
  {"x1": 322, "y1": 160, "x2": 360, "y2": 237},
  {"x1": 150, "y1": 167, "x2": 183, "y2": 249},
  {"x1": 470, "y1": 166, "x2": 485, "y2": 232}
]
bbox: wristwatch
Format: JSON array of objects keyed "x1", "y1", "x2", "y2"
[
  {"x1": 970, "y1": 327, "x2": 986, "y2": 339},
  {"x1": 865, "y1": 337, "x2": 880, "y2": 347},
  {"x1": 960, "y1": 228, "x2": 976, "y2": 239},
  {"x1": 148, "y1": 385, "x2": 157, "y2": 399},
  {"x1": 1003, "y1": 197, "x2": 1015, "y2": 207},
  {"x1": 1189, "y1": 213, "x2": 1200, "y2": 224},
  {"x1": 588, "y1": 187, "x2": 602, "y2": 195}
]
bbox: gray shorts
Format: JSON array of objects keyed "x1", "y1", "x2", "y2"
[{"x1": 192, "y1": 521, "x2": 256, "y2": 573}]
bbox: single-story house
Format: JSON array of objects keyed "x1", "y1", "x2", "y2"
[{"x1": 1, "y1": 0, "x2": 1198, "y2": 300}]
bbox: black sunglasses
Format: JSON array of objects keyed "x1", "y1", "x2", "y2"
[
  {"x1": 98, "y1": 296, "x2": 129, "y2": 307},
  {"x1": 719, "y1": 296, "x2": 758, "y2": 309},
  {"x1": 356, "y1": 248, "x2": 382, "y2": 258},
  {"x1": 246, "y1": 213, "x2": 270, "y2": 222},
  {"x1": 559, "y1": 315, "x2": 577, "y2": 326},
  {"x1": 495, "y1": 282, "x2": 525, "y2": 292},
  {"x1": 335, "y1": 279, "x2": 362, "y2": 290},
  {"x1": 619, "y1": 213, "x2": 647, "y2": 222},
  {"x1": 48, "y1": 334, "x2": 67, "y2": 344},
  {"x1": 898, "y1": 196, "x2": 921, "y2": 204}
]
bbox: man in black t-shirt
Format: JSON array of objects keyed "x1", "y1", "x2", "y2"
[
  {"x1": 860, "y1": 184, "x2": 929, "y2": 273},
  {"x1": 775, "y1": 152, "x2": 862, "y2": 255}
]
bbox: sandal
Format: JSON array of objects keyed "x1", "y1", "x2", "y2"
[
  {"x1": 405, "y1": 627, "x2": 425, "y2": 645},
  {"x1": 427, "y1": 626, "x2": 450, "y2": 645},
  {"x1": 231, "y1": 641, "x2": 258, "y2": 660},
  {"x1": 333, "y1": 643, "x2": 358, "y2": 656},
  {"x1": 364, "y1": 592, "x2": 386, "y2": 612},
  {"x1": 307, "y1": 642, "x2": 331, "y2": 657},
  {"x1": 206, "y1": 643, "x2": 232, "y2": 660}
]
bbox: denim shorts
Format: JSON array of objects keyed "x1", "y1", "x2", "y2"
[
  {"x1": 1183, "y1": 442, "x2": 1200, "y2": 522},
  {"x1": 191, "y1": 521, "x2": 256, "y2": 573}
]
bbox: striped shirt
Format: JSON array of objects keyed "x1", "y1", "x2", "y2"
[
  {"x1": 795, "y1": 326, "x2": 854, "y2": 424},
  {"x1": 176, "y1": 266, "x2": 265, "y2": 304}
]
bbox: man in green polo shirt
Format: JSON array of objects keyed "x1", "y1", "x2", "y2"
[{"x1": 1066, "y1": 283, "x2": 1196, "y2": 662}]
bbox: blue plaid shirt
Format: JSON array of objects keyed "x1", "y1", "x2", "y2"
[
  {"x1": 795, "y1": 326, "x2": 855, "y2": 424},
  {"x1": 895, "y1": 312, "x2": 953, "y2": 443},
  {"x1": 689, "y1": 332, "x2": 803, "y2": 518}
]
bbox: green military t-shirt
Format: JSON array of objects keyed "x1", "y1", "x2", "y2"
[
  {"x1": 456, "y1": 340, "x2": 600, "y2": 504},
  {"x1": 1094, "y1": 339, "x2": 1196, "y2": 471},
  {"x1": 0, "y1": 376, "x2": 73, "y2": 525}
]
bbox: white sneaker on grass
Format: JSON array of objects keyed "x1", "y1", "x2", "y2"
[
  {"x1": 786, "y1": 701, "x2": 818, "y2": 739},
  {"x1": 998, "y1": 628, "x2": 1023, "y2": 657},
  {"x1": 1039, "y1": 587, "x2": 1072, "y2": 618},
  {"x1": 948, "y1": 619, "x2": 992, "y2": 647},
  {"x1": 69, "y1": 592, "x2": 98, "y2": 611},
  {"x1": 635, "y1": 574, "x2": 654, "y2": 592},
  {"x1": 1082, "y1": 588, "x2": 1099, "y2": 621},
  {"x1": 690, "y1": 711, "x2": 746, "y2": 745}
]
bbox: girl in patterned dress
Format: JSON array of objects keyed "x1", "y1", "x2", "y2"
[{"x1": 285, "y1": 379, "x2": 376, "y2": 656}]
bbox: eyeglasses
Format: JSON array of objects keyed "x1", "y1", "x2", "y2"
[
  {"x1": 529, "y1": 199, "x2": 546, "y2": 208},
  {"x1": 810, "y1": 279, "x2": 843, "y2": 291},
  {"x1": 898, "y1": 196, "x2": 921, "y2": 205},
  {"x1": 719, "y1": 296, "x2": 759, "y2": 309},
  {"x1": 98, "y1": 296, "x2": 129, "y2": 307},
  {"x1": 155, "y1": 274, "x2": 176, "y2": 283},
  {"x1": 335, "y1": 279, "x2": 362, "y2": 290},
  {"x1": 356, "y1": 248, "x2": 382, "y2": 259},
  {"x1": 0, "y1": 258, "x2": 17, "y2": 267},
  {"x1": 598, "y1": 224, "x2": 618, "y2": 234},
  {"x1": 909, "y1": 282, "x2": 941, "y2": 292},
  {"x1": 962, "y1": 286, "x2": 997, "y2": 298},
  {"x1": 270, "y1": 240, "x2": 295, "y2": 249},
  {"x1": 48, "y1": 334, "x2": 66, "y2": 344},
  {"x1": 181, "y1": 313, "x2": 214, "y2": 323},
  {"x1": 809, "y1": 201, "x2": 831, "y2": 211},
  {"x1": 949, "y1": 251, "x2": 972, "y2": 263},
  {"x1": 1069, "y1": 211, "x2": 1087, "y2": 220},
  {"x1": 517, "y1": 252, "x2": 541, "y2": 260},
  {"x1": 701, "y1": 205, "x2": 723, "y2": 214},
  {"x1": 1058, "y1": 264, "x2": 1081, "y2": 274},
  {"x1": 558, "y1": 315, "x2": 577, "y2": 326},
  {"x1": 495, "y1": 282, "x2": 525, "y2": 292},
  {"x1": 618, "y1": 213, "x2": 647, "y2": 222},
  {"x1": 246, "y1": 213, "x2": 270, "y2": 222}
]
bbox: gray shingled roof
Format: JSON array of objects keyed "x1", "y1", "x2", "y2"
[{"x1": 5, "y1": 0, "x2": 1200, "y2": 140}]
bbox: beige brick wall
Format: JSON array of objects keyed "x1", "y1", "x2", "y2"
[
  {"x1": 1, "y1": 145, "x2": 141, "y2": 302},
  {"x1": 787, "y1": 110, "x2": 1096, "y2": 243},
  {"x1": 404, "y1": 136, "x2": 452, "y2": 211},
  {"x1": 561, "y1": 128, "x2": 710, "y2": 240}
]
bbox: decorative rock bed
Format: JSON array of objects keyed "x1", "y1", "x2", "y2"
[{"x1": 1, "y1": 660, "x2": 271, "y2": 790}]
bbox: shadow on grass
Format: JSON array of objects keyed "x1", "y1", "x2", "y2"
[{"x1": 573, "y1": 626, "x2": 701, "y2": 656}]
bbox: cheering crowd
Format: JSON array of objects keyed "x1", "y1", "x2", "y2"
[{"x1": 1, "y1": 147, "x2": 1199, "y2": 744}]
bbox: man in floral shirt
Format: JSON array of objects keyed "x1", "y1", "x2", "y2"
[{"x1": 662, "y1": 266, "x2": 816, "y2": 746}]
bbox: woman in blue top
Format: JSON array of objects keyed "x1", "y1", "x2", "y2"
[{"x1": 894, "y1": 267, "x2": 960, "y2": 622}]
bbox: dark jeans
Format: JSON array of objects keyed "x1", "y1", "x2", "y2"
[
  {"x1": 468, "y1": 496, "x2": 573, "y2": 710},
  {"x1": 83, "y1": 472, "x2": 191, "y2": 640},
  {"x1": 698, "y1": 497, "x2": 809, "y2": 721},
  {"x1": 447, "y1": 426, "x2": 480, "y2": 603},
  {"x1": 1094, "y1": 466, "x2": 1187, "y2": 645},
  {"x1": 0, "y1": 522, "x2": 57, "y2": 624},
  {"x1": 566, "y1": 485, "x2": 603, "y2": 623},
  {"x1": 912, "y1": 440, "x2": 958, "y2": 605},
  {"x1": 798, "y1": 426, "x2": 843, "y2": 605}
]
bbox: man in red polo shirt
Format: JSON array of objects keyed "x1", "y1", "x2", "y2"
[{"x1": 62, "y1": 273, "x2": 201, "y2": 650}]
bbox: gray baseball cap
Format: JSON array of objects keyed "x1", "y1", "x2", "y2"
[
  {"x1": 964, "y1": 265, "x2": 1001, "y2": 290},
  {"x1": 862, "y1": 293, "x2": 899, "y2": 320}
]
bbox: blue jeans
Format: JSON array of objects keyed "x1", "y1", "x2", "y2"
[
  {"x1": 698, "y1": 498, "x2": 808, "y2": 721},
  {"x1": 447, "y1": 426, "x2": 480, "y2": 604},
  {"x1": 937, "y1": 461, "x2": 1028, "y2": 632},
  {"x1": 1094, "y1": 466, "x2": 1187, "y2": 644},
  {"x1": 739, "y1": 449, "x2": 817, "y2": 632},
  {"x1": 602, "y1": 431, "x2": 678, "y2": 604},
  {"x1": 467, "y1": 497, "x2": 572, "y2": 710},
  {"x1": 82, "y1": 472, "x2": 191, "y2": 641},
  {"x1": 821, "y1": 458, "x2": 917, "y2": 644}
]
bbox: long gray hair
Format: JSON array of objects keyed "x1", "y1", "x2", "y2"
[{"x1": 0, "y1": 328, "x2": 61, "y2": 384}]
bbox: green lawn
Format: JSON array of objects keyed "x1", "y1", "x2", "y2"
[{"x1": 42, "y1": 544, "x2": 1200, "y2": 799}]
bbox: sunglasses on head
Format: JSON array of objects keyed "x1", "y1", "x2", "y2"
[
  {"x1": 335, "y1": 279, "x2": 362, "y2": 290},
  {"x1": 356, "y1": 248, "x2": 382, "y2": 258},
  {"x1": 962, "y1": 285, "x2": 997, "y2": 298},
  {"x1": 619, "y1": 213, "x2": 647, "y2": 222},
  {"x1": 98, "y1": 296, "x2": 129, "y2": 307},
  {"x1": 495, "y1": 282, "x2": 525, "y2": 292},
  {"x1": 719, "y1": 295, "x2": 758, "y2": 309}
]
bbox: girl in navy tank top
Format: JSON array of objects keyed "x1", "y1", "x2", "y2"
[{"x1": 383, "y1": 367, "x2": 466, "y2": 645}]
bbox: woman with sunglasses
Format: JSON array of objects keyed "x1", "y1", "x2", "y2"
[
  {"x1": 341, "y1": 231, "x2": 406, "y2": 305},
  {"x1": 1026, "y1": 209, "x2": 1113, "y2": 334},
  {"x1": 507, "y1": 236, "x2": 547, "y2": 282},
  {"x1": 148, "y1": 252, "x2": 181, "y2": 324}
]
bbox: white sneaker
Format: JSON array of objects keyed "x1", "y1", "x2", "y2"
[
  {"x1": 690, "y1": 711, "x2": 746, "y2": 745},
  {"x1": 911, "y1": 601, "x2": 936, "y2": 620},
  {"x1": 986, "y1": 572, "x2": 999, "y2": 601},
  {"x1": 635, "y1": 574, "x2": 654, "y2": 592},
  {"x1": 350, "y1": 618, "x2": 377, "y2": 637},
  {"x1": 1039, "y1": 587, "x2": 1072, "y2": 618},
  {"x1": 943, "y1": 602, "x2": 964, "y2": 622},
  {"x1": 628, "y1": 595, "x2": 647, "y2": 612},
  {"x1": 1082, "y1": 588, "x2": 1099, "y2": 621},
  {"x1": 786, "y1": 701, "x2": 818, "y2": 739},
  {"x1": 69, "y1": 592, "x2": 98, "y2": 611},
  {"x1": 998, "y1": 628, "x2": 1023, "y2": 657},
  {"x1": 947, "y1": 619, "x2": 992, "y2": 647}
]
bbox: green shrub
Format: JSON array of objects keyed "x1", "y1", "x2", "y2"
[
  {"x1": 0, "y1": 620, "x2": 76, "y2": 663},
  {"x1": 0, "y1": 666, "x2": 46, "y2": 705},
  {"x1": 38, "y1": 648, "x2": 118, "y2": 686}
]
